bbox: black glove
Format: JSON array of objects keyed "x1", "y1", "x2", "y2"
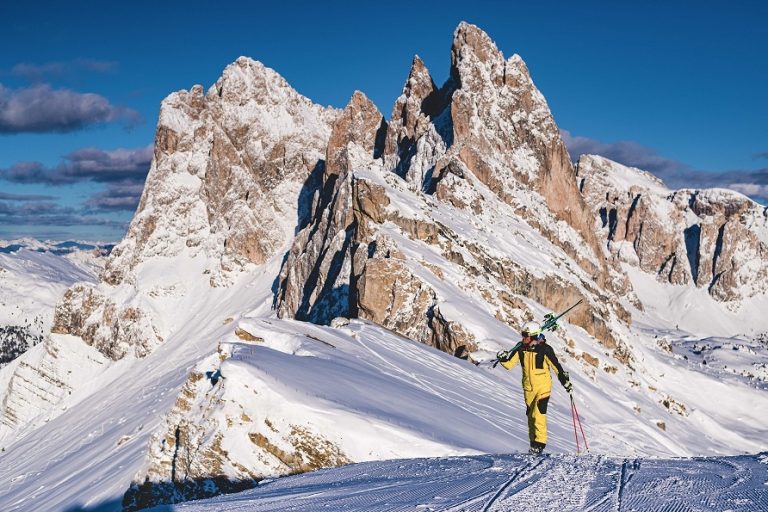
[
  {"x1": 559, "y1": 370, "x2": 573, "y2": 393},
  {"x1": 493, "y1": 350, "x2": 511, "y2": 368}
]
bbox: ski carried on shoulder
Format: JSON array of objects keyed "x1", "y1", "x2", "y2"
[
  {"x1": 540, "y1": 299, "x2": 583, "y2": 332},
  {"x1": 484, "y1": 299, "x2": 584, "y2": 367}
]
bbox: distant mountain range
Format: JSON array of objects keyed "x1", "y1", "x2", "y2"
[
  {"x1": 0, "y1": 238, "x2": 114, "y2": 256},
  {"x1": 0, "y1": 241, "x2": 106, "y2": 367}
]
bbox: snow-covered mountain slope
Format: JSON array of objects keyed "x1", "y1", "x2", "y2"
[
  {"x1": 145, "y1": 452, "x2": 768, "y2": 512},
  {"x1": 1, "y1": 21, "x2": 767, "y2": 512},
  {"x1": 2, "y1": 274, "x2": 766, "y2": 511},
  {"x1": 0, "y1": 256, "x2": 281, "y2": 511},
  {"x1": 578, "y1": 154, "x2": 768, "y2": 303},
  {"x1": 0, "y1": 244, "x2": 104, "y2": 366}
]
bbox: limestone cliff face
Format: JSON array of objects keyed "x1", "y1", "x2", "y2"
[
  {"x1": 104, "y1": 57, "x2": 338, "y2": 287},
  {"x1": 51, "y1": 283, "x2": 161, "y2": 360},
  {"x1": 440, "y1": 24, "x2": 605, "y2": 277},
  {"x1": 275, "y1": 91, "x2": 379, "y2": 325},
  {"x1": 275, "y1": 23, "x2": 634, "y2": 356},
  {"x1": 275, "y1": 88, "x2": 475, "y2": 354},
  {"x1": 578, "y1": 154, "x2": 768, "y2": 302},
  {"x1": 51, "y1": 58, "x2": 339, "y2": 363}
]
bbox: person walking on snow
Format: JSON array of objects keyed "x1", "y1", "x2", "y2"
[{"x1": 496, "y1": 321, "x2": 573, "y2": 455}]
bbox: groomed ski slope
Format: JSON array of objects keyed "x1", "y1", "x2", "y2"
[{"x1": 150, "y1": 452, "x2": 768, "y2": 512}]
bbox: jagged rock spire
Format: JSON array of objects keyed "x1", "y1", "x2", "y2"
[
  {"x1": 450, "y1": 21, "x2": 506, "y2": 89},
  {"x1": 327, "y1": 91, "x2": 387, "y2": 175},
  {"x1": 103, "y1": 57, "x2": 339, "y2": 286}
]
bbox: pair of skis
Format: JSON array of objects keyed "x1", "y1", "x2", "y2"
[{"x1": 540, "y1": 298, "x2": 583, "y2": 333}]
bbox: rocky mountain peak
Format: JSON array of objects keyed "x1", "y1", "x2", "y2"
[
  {"x1": 327, "y1": 91, "x2": 386, "y2": 174},
  {"x1": 686, "y1": 188, "x2": 755, "y2": 219},
  {"x1": 213, "y1": 57, "x2": 307, "y2": 110},
  {"x1": 103, "y1": 57, "x2": 338, "y2": 287},
  {"x1": 450, "y1": 21, "x2": 505, "y2": 89},
  {"x1": 276, "y1": 22, "x2": 635, "y2": 357},
  {"x1": 50, "y1": 57, "x2": 340, "y2": 381},
  {"x1": 383, "y1": 56, "x2": 450, "y2": 183},
  {"x1": 406, "y1": 56, "x2": 432, "y2": 91},
  {"x1": 443, "y1": 24, "x2": 609, "y2": 281},
  {"x1": 400, "y1": 55, "x2": 444, "y2": 121}
]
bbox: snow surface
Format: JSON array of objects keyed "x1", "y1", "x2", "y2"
[
  {"x1": 625, "y1": 264, "x2": 768, "y2": 338},
  {"x1": 1, "y1": 244, "x2": 766, "y2": 511},
  {"x1": 147, "y1": 452, "x2": 768, "y2": 512},
  {"x1": 1, "y1": 192, "x2": 766, "y2": 511},
  {"x1": 0, "y1": 248, "x2": 101, "y2": 335}
]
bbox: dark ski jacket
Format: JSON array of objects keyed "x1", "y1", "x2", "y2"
[{"x1": 500, "y1": 340, "x2": 569, "y2": 393}]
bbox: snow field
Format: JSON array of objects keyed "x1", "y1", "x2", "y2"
[{"x1": 150, "y1": 452, "x2": 768, "y2": 512}]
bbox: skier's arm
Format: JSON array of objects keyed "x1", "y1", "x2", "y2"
[
  {"x1": 500, "y1": 353, "x2": 520, "y2": 370},
  {"x1": 544, "y1": 345, "x2": 572, "y2": 391},
  {"x1": 497, "y1": 343, "x2": 522, "y2": 370}
]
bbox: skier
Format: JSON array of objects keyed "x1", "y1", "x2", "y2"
[{"x1": 496, "y1": 321, "x2": 573, "y2": 455}]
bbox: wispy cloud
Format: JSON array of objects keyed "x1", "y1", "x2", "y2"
[
  {"x1": 0, "y1": 191, "x2": 57, "y2": 201},
  {"x1": 84, "y1": 180, "x2": 145, "y2": 212},
  {"x1": 0, "y1": 145, "x2": 152, "y2": 185},
  {"x1": 562, "y1": 130, "x2": 768, "y2": 204},
  {"x1": 0, "y1": 83, "x2": 141, "y2": 134},
  {"x1": 560, "y1": 129, "x2": 689, "y2": 177},
  {"x1": 719, "y1": 169, "x2": 768, "y2": 203},
  {"x1": 0, "y1": 199, "x2": 127, "y2": 229},
  {"x1": 753, "y1": 151, "x2": 768, "y2": 160},
  {"x1": 8, "y1": 58, "x2": 119, "y2": 82}
]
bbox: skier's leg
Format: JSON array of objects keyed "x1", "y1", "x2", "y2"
[
  {"x1": 524, "y1": 389, "x2": 536, "y2": 445},
  {"x1": 531, "y1": 393, "x2": 550, "y2": 447}
]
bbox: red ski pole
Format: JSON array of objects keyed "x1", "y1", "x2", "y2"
[
  {"x1": 571, "y1": 394, "x2": 589, "y2": 453},
  {"x1": 570, "y1": 394, "x2": 580, "y2": 454}
]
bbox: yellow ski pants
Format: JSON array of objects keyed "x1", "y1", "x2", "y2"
[{"x1": 524, "y1": 388, "x2": 551, "y2": 445}]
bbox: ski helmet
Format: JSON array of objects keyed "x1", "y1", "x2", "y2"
[{"x1": 521, "y1": 321, "x2": 542, "y2": 337}]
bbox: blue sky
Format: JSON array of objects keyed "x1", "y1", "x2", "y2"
[{"x1": 1, "y1": 0, "x2": 766, "y2": 240}]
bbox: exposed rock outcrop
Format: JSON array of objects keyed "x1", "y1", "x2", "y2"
[
  {"x1": 125, "y1": 359, "x2": 350, "y2": 511},
  {"x1": 51, "y1": 284, "x2": 161, "y2": 360},
  {"x1": 578, "y1": 154, "x2": 768, "y2": 302}
]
